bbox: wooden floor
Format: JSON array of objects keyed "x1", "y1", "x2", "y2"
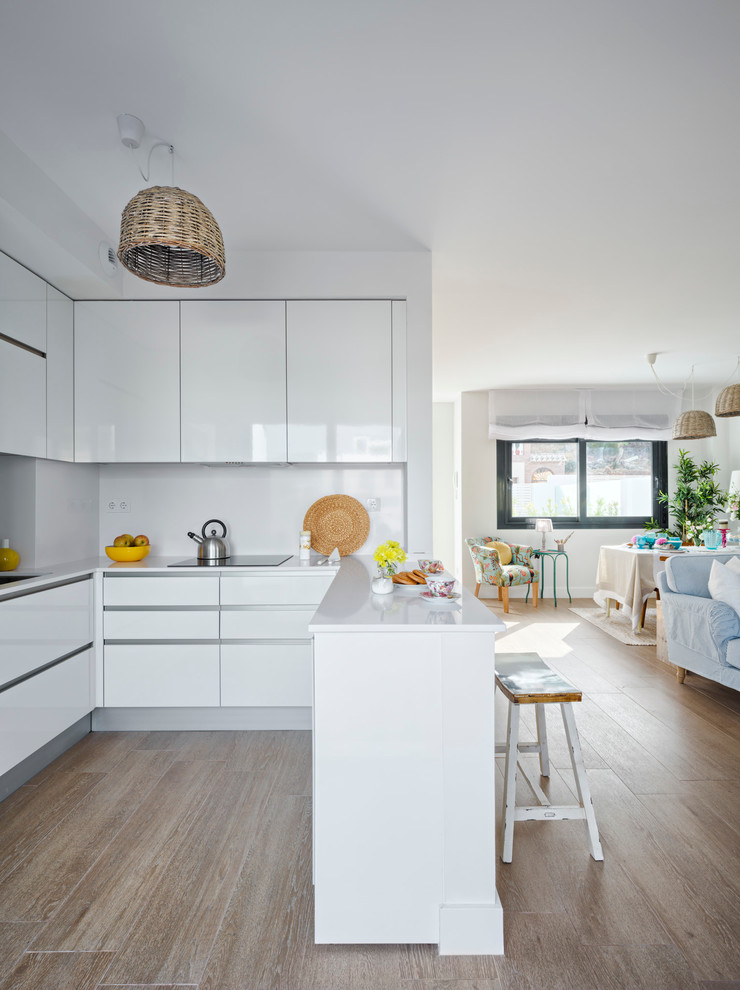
[{"x1": 1, "y1": 598, "x2": 739, "y2": 989}]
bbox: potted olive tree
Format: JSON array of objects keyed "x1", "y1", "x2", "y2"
[{"x1": 647, "y1": 449, "x2": 727, "y2": 545}]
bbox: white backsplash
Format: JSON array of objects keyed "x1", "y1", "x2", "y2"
[{"x1": 98, "y1": 463, "x2": 406, "y2": 558}]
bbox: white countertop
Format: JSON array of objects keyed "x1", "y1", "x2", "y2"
[
  {"x1": 309, "y1": 556, "x2": 506, "y2": 633},
  {"x1": 0, "y1": 552, "x2": 335, "y2": 598},
  {"x1": 0, "y1": 553, "x2": 505, "y2": 635}
]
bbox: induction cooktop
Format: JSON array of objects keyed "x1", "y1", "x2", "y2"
[{"x1": 168, "y1": 554, "x2": 293, "y2": 567}]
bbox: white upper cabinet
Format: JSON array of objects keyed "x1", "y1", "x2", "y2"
[
  {"x1": 0, "y1": 252, "x2": 46, "y2": 352},
  {"x1": 181, "y1": 301, "x2": 287, "y2": 462},
  {"x1": 286, "y1": 301, "x2": 393, "y2": 462},
  {"x1": 46, "y1": 285, "x2": 74, "y2": 461},
  {"x1": 74, "y1": 301, "x2": 180, "y2": 462},
  {"x1": 0, "y1": 338, "x2": 46, "y2": 457}
]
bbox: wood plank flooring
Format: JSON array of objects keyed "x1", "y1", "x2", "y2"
[{"x1": 0, "y1": 598, "x2": 738, "y2": 989}]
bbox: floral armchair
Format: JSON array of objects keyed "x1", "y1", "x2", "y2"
[{"x1": 465, "y1": 537, "x2": 539, "y2": 613}]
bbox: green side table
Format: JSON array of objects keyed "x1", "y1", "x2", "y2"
[{"x1": 535, "y1": 549, "x2": 571, "y2": 607}]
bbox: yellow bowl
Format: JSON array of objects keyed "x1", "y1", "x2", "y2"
[{"x1": 105, "y1": 545, "x2": 151, "y2": 562}]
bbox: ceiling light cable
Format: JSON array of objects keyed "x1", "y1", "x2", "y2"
[
  {"x1": 648, "y1": 352, "x2": 739, "y2": 403},
  {"x1": 130, "y1": 141, "x2": 174, "y2": 184}
]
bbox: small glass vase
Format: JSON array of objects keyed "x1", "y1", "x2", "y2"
[{"x1": 371, "y1": 566, "x2": 394, "y2": 595}]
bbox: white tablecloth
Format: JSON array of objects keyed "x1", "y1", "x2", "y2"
[{"x1": 593, "y1": 545, "x2": 663, "y2": 631}]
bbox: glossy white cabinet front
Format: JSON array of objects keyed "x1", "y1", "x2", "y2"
[
  {"x1": 286, "y1": 301, "x2": 393, "y2": 462},
  {"x1": 0, "y1": 650, "x2": 92, "y2": 777},
  {"x1": 0, "y1": 338, "x2": 46, "y2": 458},
  {"x1": 0, "y1": 252, "x2": 46, "y2": 352},
  {"x1": 0, "y1": 580, "x2": 93, "y2": 688},
  {"x1": 221, "y1": 643, "x2": 313, "y2": 706},
  {"x1": 181, "y1": 301, "x2": 287, "y2": 462},
  {"x1": 46, "y1": 285, "x2": 74, "y2": 462},
  {"x1": 74, "y1": 301, "x2": 180, "y2": 462},
  {"x1": 104, "y1": 644, "x2": 220, "y2": 707}
]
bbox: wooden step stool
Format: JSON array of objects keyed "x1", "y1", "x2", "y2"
[{"x1": 495, "y1": 652, "x2": 604, "y2": 863}]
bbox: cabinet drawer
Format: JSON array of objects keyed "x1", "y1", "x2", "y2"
[
  {"x1": 104, "y1": 576, "x2": 219, "y2": 607},
  {"x1": 104, "y1": 644, "x2": 220, "y2": 707},
  {"x1": 104, "y1": 609, "x2": 219, "y2": 640},
  {"x1": 221, "y1": 643, "x2": 313, "y2": 707},
  {"x1": 220, "y1": 608, "x2": 314, "y2": 640},
  {"x1": 0, "y1": 580, "x2": 92, "y2": 688},
  {"x1": 220, "y1": 573, "x2": 334, "y2": 605},
  {"x1": 0, "y1": 650, "x2": 92, "y2": 777}
]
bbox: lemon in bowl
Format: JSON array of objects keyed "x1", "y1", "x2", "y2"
[{"x1": 105, "y1": 545, "x2": 151, "y2": 562}]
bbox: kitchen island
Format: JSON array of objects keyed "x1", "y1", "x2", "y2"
[
  {"x1": 1, "y1": 553, "x2": 505, "y2": 955},
  {"x1": 310, "y1": 556, "x2": 505, "y2": 955}
]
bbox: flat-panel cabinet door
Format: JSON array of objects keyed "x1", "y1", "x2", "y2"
[
  {"x1": 221, "y1": 643, "x2": 313, "y2": 706},
  {"x1": 181, "y1": 301, "x2": 287, "y2": 462},
  {"x1": 286, "y1": 301, "x2": 393, "y2": 462},
  {"x1": 104, "y1": 644, "x2": 220, "y2": 707},
  {"x1": 74, "y1": 301, "x2": 180, "y2": 462},
  {"x1": 0, "y1": 650, "x2": 92, "y2": 778},
  {"x1": 46, "y1": 285, "x2": 74, "y2": 461},
  {"x1": 0, "y1": 252, "x2": 46, "y2": 352},
  {"x1": 0, "y1": 338, "x2": 46, "y2": 457}
]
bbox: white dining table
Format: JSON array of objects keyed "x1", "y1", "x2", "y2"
[
  {"x1": 594, "y1": 544, "x2": 730, "y2": 631},
  {"x1": 593, "y1": 545, "x2": 664, "y2": 631}
]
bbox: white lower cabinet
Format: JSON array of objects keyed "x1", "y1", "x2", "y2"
[
  {"x1": 0, "y1": 650, "x2": 92, "y2": 777},
  {"x1": 104, "y1": 644, "x2": 220, "y2": 707},
  {"x1": 103, "y1": 574, "x2": 220, "y2": 709},
  {"x1": 219, "y1": 571, "x2": 333, "y2": 709},
  {"x1": 0, "y1": 577, "x2": 93, "y2": 779},
  {"x1": 102, "y1": 570, "x2": 334, "y2": 711},
  {"x1": 220, "y1": 608, "x2": 314, "y2": 640},
  {"x1": 221, "y1": 643, "x2": 313, "y2": 707},
  {"x1": 0, "y1": 579, "x2": 93, "y2": 687},
  {"x1": 104, "y1": 609, "x2": 219, "y2": 640}
]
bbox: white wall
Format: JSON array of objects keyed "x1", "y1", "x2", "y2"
[
  {"x1": 0, "y1": 455, "x2": 35, "y2": 566},
  {"x1": 0, "y1": 455, "x2": 98, "y2": 568},
  {"x1": 34, "y1": 459, "x2": 99, "y2": 566},
  {"x1": 449, "y1": 389, "x2": 740, "y2": 599},
  {"x1": 98, "y1": 463, "x2": 405, "y2": 558},
  {"x1": 432, "y1": 403, "x2": 455, "y2": 568}
]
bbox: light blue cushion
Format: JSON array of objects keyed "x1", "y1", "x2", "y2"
[{"x1": 665, "y1": 553, "x2": 740, "y2": 598}]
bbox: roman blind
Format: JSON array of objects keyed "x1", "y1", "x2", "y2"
[{"x1": 488, "y1": 387, "x2": 682, "y2": 440}]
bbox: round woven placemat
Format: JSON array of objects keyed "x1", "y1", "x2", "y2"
[{"x1": 303, "y1": 495, "x2": 370, "y2": 556}]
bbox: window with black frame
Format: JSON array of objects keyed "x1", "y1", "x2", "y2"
[{"x1": 497, "y1": 439, "x2": 668, "y2": 530}]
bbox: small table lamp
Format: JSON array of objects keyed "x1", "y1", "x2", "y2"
[{"x1": 535, "y1": 518, "x2": 553, "y2": 550}]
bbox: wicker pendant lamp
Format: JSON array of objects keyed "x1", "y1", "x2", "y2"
[
  {"x1": 116, "y1": 115, "x2": 225, "y2": 288},
  {"x1": 715, "y1": 359, "x2": 740, "y2": 417},
  {"x1": 672, "y1": 408, "x2": 717, "y2": 440},
  {"x1": 118, "y1": 186, "x2": 225, "y2": 287},
  {"x1": 672, "y1": 366, "x2": 716, "y2": 440}
]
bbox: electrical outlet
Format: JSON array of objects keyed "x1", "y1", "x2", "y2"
[
  {"x1": 106, "y1": 498, "x2": 130, "y2": 513},
  {"x1": 366, "y1": 497, "x2": 381, "y2": 512}
]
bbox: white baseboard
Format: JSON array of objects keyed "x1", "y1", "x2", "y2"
[
  {"x1": 91, "y1": 706, "x2": 311, "y2": 731},
  {"x1": 438, "y1": 900, "x2": 504, "y2": 955}
]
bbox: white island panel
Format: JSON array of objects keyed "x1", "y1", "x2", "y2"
[{"x1": 314, "y1": 632, "x2": 442, "y2": 944}]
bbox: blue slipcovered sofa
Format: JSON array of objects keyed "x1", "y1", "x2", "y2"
[{"x1": 657, "y1": 552, "x2": 740, "y2": 690}]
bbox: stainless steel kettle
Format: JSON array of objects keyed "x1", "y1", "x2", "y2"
[{"x1": 187, "y1": 519, "x2": 230, "y2": 560}]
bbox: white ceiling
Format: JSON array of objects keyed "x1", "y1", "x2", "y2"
[{"x1": 1, "y1": 0, "x2": 738, "y2": 399}]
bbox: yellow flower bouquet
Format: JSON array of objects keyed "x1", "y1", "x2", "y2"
[{"x1": 373, "y1": 540, "x2": 407, "y2": 576}]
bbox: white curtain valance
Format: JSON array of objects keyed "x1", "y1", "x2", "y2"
[{"x1": 488, "y1": 387, "x2": 683, "y2": 441}]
